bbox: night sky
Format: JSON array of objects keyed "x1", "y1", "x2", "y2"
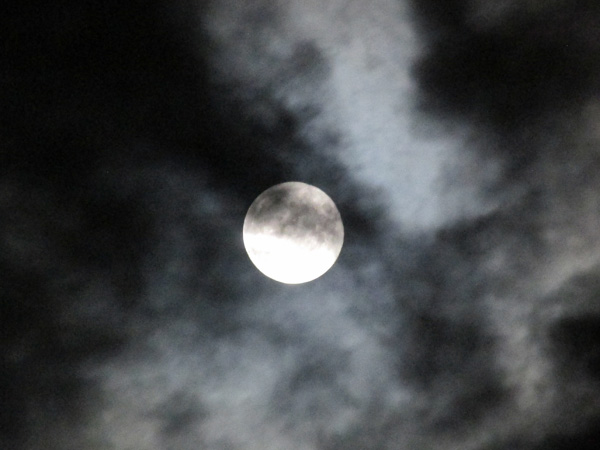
[{"x1": 2, "y1": 1, "x2": 600, "y2": 449}]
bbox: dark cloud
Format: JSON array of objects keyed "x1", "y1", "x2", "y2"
[{"x1": 410, "y1": 0, "x2": 600, "y2": 132}]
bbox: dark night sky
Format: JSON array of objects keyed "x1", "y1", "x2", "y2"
[{"x1": 2, "y1": 1, "x2": 600, "y2": 449}]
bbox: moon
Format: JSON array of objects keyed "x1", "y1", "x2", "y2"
[{"x1": 243, "y1": 182, "x2": 344, "y2": 284}]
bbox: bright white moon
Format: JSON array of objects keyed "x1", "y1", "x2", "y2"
[{"x1": 243, "y1": 182, "x2": 344, "y2": 284}]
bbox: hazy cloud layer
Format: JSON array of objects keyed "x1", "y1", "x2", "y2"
[{"x1": 2, "y1": 1, "x2": 600, "y2": 449}]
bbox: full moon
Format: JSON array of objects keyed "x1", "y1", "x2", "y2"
[{"x1": 243, "y1": 182, "x2": 344, "y2": 284}]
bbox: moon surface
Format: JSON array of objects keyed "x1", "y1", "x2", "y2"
[{"x1": 243, "y1": 182, "x2": 344, "y2": 284}]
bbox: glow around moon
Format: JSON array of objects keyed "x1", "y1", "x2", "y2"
[{"x1": 243, "y1": 182, "x2": 344, "y2": 284}]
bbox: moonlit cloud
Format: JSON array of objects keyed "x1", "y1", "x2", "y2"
[{"x1": 204, "y1": 0, "x2": 508, "y2": 232}]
